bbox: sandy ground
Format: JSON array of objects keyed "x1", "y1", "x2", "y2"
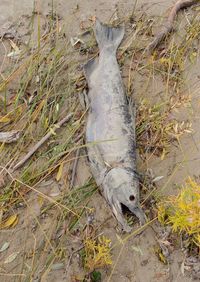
[{"x1": 0, "y1": 0, "x2": 200, "y2": 282}]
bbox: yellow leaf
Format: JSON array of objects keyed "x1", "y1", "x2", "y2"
[
  {"x1": 31, "y1": 100, "x2": 45, "y2": 122},
  {"x1": 37, "y1": 195, "x2": 44, "y2": 206},
  {"x1": 160, "y1": 148, "x2": 166, "y2": 160},
  {"x1": 0, "y1": 116, "x2": 10, "y2": 123},
  {"x1": 155, "y1": 247, "x2": 167, "y2": 264},
  {"x1": 4, "y1": 251, "x2": 19, "y2": 264},
  {"x1": 44, "y1": 118, "x2": 49, "y2": 130},
  {"x1": 158, "y1": 251, "x2": 167, "y2": 264},
  {"x1": 11, "y1": 216, "x2": 19, "y2": 228},
  {"x1": 56, "y1": 163, "x2": 64, "y2": 181},
  {"x1": 9, "y1": 39, "x2": 20, "y2": 51},
  {"x1": 0, "y1": 214, "x2": 18, "y2": 229},
  {"x1": 0, "y1": 143, "x2": 5, "y2": 153}
]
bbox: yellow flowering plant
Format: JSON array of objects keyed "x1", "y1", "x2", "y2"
[
  {"x1": 158, "y1": 178, "x2": 200, "y2": 248},
  {"x1": 83, "y1": 235, "x2": 112, "y2": 272}
]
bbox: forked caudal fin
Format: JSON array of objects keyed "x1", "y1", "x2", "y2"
[
  {"x1": 95, "y1": 18, "x2": 125, "y2": 53},
  {"x1": 84, "y1": 19, "x2": 125, "y2": 80}
]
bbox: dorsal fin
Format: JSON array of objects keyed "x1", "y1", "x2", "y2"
[{"x1": 83, "y1": 57, "x2": 98, "y2": 82}]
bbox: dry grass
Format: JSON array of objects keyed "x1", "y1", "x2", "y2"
[{"x1": 136, "y1": 96, "x2": 192, "y2": 159}]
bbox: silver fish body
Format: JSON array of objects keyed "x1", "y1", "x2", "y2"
[{"x1": 84, "y1": 19, "x2": 146, "y2": 232}]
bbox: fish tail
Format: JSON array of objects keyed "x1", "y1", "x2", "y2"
[{"x1": 94, "y1": 19, "x2": 124, "y2": 53}]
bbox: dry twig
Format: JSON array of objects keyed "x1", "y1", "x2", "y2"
[
  {"x1": 0, "y1": 130, "x2": 21, "y2": 143},
  {"x1": 12, "y1": 113, "x2": 73, "y2": 171},
  {"x1": 147, "y1": 0, "x2": 199, "y2": 53}
]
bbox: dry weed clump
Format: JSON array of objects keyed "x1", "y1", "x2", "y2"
[
  {"x1": 83, "y1": 235, "x2": 112, "y2": 272},
  {"x1": 136, "y1": 97, "x2": 192, "y2": 159},
  {"x1": 158, "y1": 177, "x2": 200, "y2": 249},
  {"x1": 151, "y1": 14, "x2": 200, "y2": 82}
]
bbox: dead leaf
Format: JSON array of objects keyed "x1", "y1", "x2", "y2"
[
  {"x1": 49, "y1": 191, "x2": 60, "y2": 197},
  {"x1": 155, "y1": 246, "x2": 168, "y2": 264},
  {"x1": 0, "y1": 242, "x2": 10, "y2": 253},
  {"x1": 7, "y1": 39, "x2": 21, "y2": 58},
  {"x1": 51, "y1": 262, "x2": 64, "y2": 270},
  {"x1": 11, "y1": 216, "x2": 19, "y2": 228},
  {"x1": 160, "y1": 148, "x2": 166, "y2": 160},
  {"x1": 181, "y1": 260, "x2": 185, "y2": 276},
  {"x1": 37, "y1": 195, "x2": 44, "y2": 207},
  {"x1": 4, "y1": 251, "x2": 19, "y2": 264},
  {"x1": 31, "y1": 99, "x2": 45, "y2": 122},
  {"x1": 35, "y1": 75, "x2": 40, "y2": 83},
  {"x1": 184, "y1": 129, "x2": 193, "y2": 133},
  {"x1": 159, "y1": 240, "x2": 171, "y2": 247},
  {"x1": 56, "y1": 163, "x2": 64, "y2": 181},
  {"x1": 0, "y1": 116, "x2": 11, "y2": 123},
  {"x1": 9, "y1": 39, "x2": 19, "y2": 51},
  {"x1": 0, "y1": 130, "x2": 21, "y2": 143},
  {"x1": 153, "y1": 176, "x2": 164, "y2": 183},
  {"x1": 70, "y1": 37, "x2": 84, "y2": 47},
  {"x1": 158, "y1": 252, "x2": 168, "y2": 264},
  {"x1": 7, "y1": 50, "x2": 22, "y2": 58},
  {"x1": 0, "y1": 214, "x2": 18, "y2": 229}
]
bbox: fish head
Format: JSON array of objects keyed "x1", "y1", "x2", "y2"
[{"x1": 102, "y1": 167, "x2": 146, "y2": 232}]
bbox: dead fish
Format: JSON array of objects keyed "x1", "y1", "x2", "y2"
[{"x1": 84, "y1": 19, "x2": 146, "y2": 232}]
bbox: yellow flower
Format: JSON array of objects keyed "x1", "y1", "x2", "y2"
[
  {"x1": 84, "y1": 236, "x2": 112, "y2": 271},
  {"x1": 157, "y1": 178, "x2": 200, "y2": 248}
]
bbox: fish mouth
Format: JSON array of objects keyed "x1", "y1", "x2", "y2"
[
  {"x1": 111, "y1": 199, "x2": 146, "y2": 233},
  {"x1": 121, "y1": 203, "x2": 146, "y2": 226}
]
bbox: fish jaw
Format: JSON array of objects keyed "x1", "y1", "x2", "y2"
[
  {"x1": 110, "y1": 197, "x2": 146, "y2": 232},
  {"x1": 110, "y1": 194, "x2": 147, "y2": 232},
  {"x1": 102, "y1": 167, "x2": 146, "y2": 232},
  {"x1": 111, "y1": 199, "x2": 132, "y2": 233},
  {"x1": 128, "y1": 206, "x2": 147, "y2": 226}
]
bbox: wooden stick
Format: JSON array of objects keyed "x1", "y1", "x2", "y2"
[
  {"x1": 147, "y1": 0, "x2": 199, "y2": 53},
  {"x1": 12, "y1": 113, "x2": 73, "y2": 171},
  {"x1": 0, "y1": 130, "x2": 21, "y2": 143}
]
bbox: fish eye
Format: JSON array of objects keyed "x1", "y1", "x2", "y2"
[{"x1": 129, "y1": 195, "x2": 135, "y2": 201}]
